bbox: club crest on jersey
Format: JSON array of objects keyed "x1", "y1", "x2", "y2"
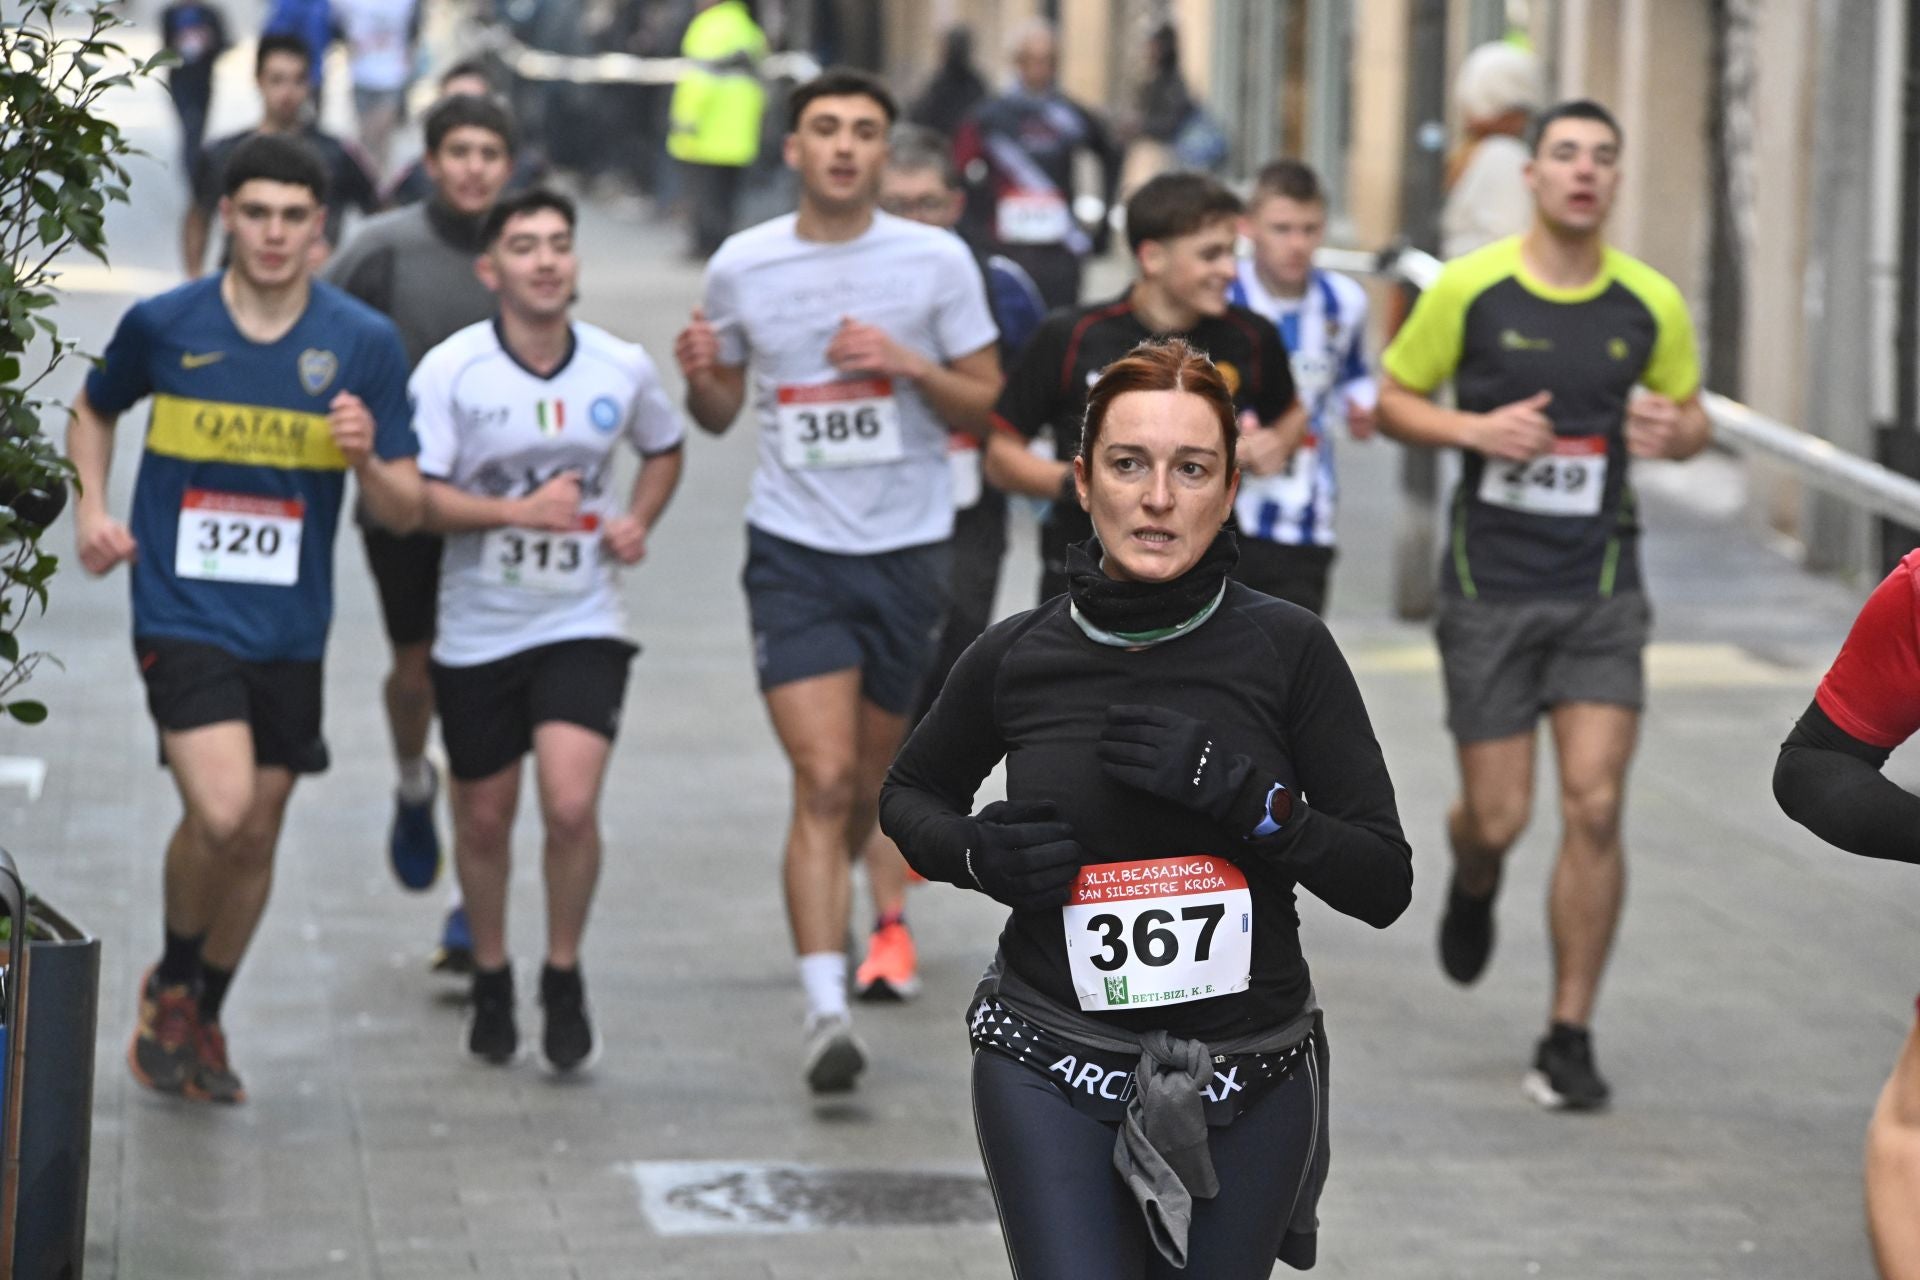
[
  {"x1": 589, "y1": 395, "x2": 622, "y2": 435},
  {"x1": 298, "y1": 349, "x2": 338, "y2": 396},
  {"x1": 536, "y1": 399, "x2": 566, "y2": 436},
  {"x1": 1215, "y1": 360, "x2": 1242, "y2": 397}
]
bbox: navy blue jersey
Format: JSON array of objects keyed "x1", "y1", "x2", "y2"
[{"x1": 85, "y1": 276, "x2": 416, "y2": 660}]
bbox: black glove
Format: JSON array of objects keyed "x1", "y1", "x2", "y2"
[
  {"x1": 960, "y1": 798, "x2": 1084, "y2": 911},
  {"x1": 1097, "y1": 704, "x2": 1276, "y2": 836}
]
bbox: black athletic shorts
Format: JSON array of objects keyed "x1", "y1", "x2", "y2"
[
  {"x1": 430, "y1": 637, "x2": 637, "y2": 781},
  {"x1": 741, "y1": 526, "x2": 951, "y2": 716},
  {"x1": 135, "y1": 636, "x2": 329, "y2": 773},
  {"x1": 362, "y1": 526, "x2": 443, "y2": 648}
]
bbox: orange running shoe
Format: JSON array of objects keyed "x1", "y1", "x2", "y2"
[
  {"x1": 854, "y1": 920, "x2": 920, "y2": 1002},
  {"x1": 127, "y1": 967, "x2": 199, "y2": 1095},
  {"x1": 185, "y1": 1020, "x2": 247, "y2": 1105}
]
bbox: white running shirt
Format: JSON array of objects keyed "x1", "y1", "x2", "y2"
[
  {"x1": 1228, "y1": 264, "x2": 1376, "y2": 548},
  {"x1": 412, "y1": 319, "x2": 685, "y2": 667},
  {"x1": 702, "y1": 211, "x2": 999, "y2": 555}
]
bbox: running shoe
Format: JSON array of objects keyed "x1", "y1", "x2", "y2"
[
  {"x1": 1437, "y1": 873, "x2": 1498, "y2": 985},
  {"x1": 185, "y1": 1020, "x2": 247, "y2": 1104},
  {"x1": 465, "y1": 967, "x2": 518, "y2": 1065},
  {"x1": 127, "y1": 966, "x2": 199, "y2": 1095},
  {"x1": 802, "y1": 1012, "x2": 867, "y2": 1094},
  {"x1": 539, "y1": 963, "x2": 599, "y2": 1075},
  {"x1": 388, "y1": 760, "x2": 441, "y2": 892},
  {"x1": 853, "y1": 920, "x2": 920, "y2": 1002},
  {"x1": 1523, "y1": 1023, "x2": 1611, "y2": 1112},
  {"x1": 430, "y1": 904, "x2": 475, "y2": 976}
]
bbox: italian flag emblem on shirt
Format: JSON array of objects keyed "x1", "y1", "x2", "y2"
[{"x1": 536, "y1": 399, "x2": 566, "y2": 436}]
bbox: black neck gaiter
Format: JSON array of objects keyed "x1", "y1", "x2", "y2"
[{"x1": 1065, "y1": 529, "x2": 1239, "y2": 645}]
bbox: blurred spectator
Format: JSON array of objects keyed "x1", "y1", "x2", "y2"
[
  {"x1": 160, "y1": 0, "x2": 229, "y2": 178},
  {"x1": 1118, "y1": 20, "x2": 1228, "y2": 195},
  {"x1": 1440, "y1": 41, "x2": 1544, "y2": 260},
  {"x1": 262, "y1": 0, "x2": 336, "y2": 92},
  {"x1": 183, "y1": 33, "x2": 380, "y2": 276},
  {"x1": 598, "y1": 0, "x2": 679, "y2": 199},
  {"x1": 1136, "y1": 22, "x2": 1192, "y2": 149},
  {"x1": 954, "y1": 18, "x2": 1121, "y2": 308},
  {"x1": 382, "y1": 62, "x2": 550, "y2": 207},
  {"x1": 906, "y1": 26, "x2": 986, "y2": 140},
  {"x1": 334, "y1": 0, "x2": 419, "y2": 174},
  {"x1": 668, "y1": 0, "x2": 768, "y2": 256}
]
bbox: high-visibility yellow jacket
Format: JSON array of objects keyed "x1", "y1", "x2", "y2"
[{"x1": 667, "y1": 1, "x2": 767, "y2": 168}]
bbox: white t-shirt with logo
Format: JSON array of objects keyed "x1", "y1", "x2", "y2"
[
  {"x1": 412, "y1": 319, "x2": 685, "y2": 667},
  {"x1": 702, "y1": 211, "x2": 1000, "y2": 555}
]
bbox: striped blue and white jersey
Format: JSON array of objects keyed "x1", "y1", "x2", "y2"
[{"x1": 1227, "y1": 264, "x2": 1375, "y2": 548}]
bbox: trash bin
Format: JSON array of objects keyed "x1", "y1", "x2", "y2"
[{"x1": 0, "y1": 848, "x2": 101, "y2": 1280}]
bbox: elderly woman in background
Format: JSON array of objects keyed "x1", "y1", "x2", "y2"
[{"x1": 1441, "y1": 41, "x2": 1546, "y2": 260}]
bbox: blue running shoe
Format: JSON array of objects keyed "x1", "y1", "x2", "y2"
[
  {"x1": 431, "y1": 904, "x2": 475, "y2": 976},
  {"x1": 388, "y1": 762, "x2": 441, "y2": 892}
]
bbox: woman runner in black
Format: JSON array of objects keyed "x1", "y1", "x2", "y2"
[{"x1": 880, "y1": 339, "x2": 1411, "y2": 1277}]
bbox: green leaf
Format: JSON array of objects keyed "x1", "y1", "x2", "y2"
[
  {"x1": 0, "y1": 633, "x2": 19, "y2": 664},
  {"x1": 5, "y1": 701, "x2": 47, "y2": 725}
]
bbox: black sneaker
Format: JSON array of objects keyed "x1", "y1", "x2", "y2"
[
  {"x1": 1524, "y1": 1023, "x2": 1611, "y2": 1111},
  {"x1": 465, "y1": 966, "x2": 518, "y2": 1065},
  {"x1": 1438, "y1": 874, "x2": 1498, "y2": 985},
  {"x1": 539, "y1": 963, "x2": 598, "y2": 1075}
]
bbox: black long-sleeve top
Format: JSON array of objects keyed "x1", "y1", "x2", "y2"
[
  {"x1": 1775, "y1": 700, "x2": 1920, "y2": 864},
  {"x1": 1773, "y1": 550, "x2": 1920, "y2": 864},
  {"x1": 880, "y1": 583, "x2": 1412, "y2": 1039}
]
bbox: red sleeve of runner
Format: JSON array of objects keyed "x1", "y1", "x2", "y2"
[{"x1": 1815, "y1": 551, "x2": 1920, "y2": 749}]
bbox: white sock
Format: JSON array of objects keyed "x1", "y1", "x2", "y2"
[
  {"x1": 798, "y1": 952, "x2": 849, "y2": 1021},
  {"x1": 397, "y1": 756, "x2": 435, "y2": 804}
]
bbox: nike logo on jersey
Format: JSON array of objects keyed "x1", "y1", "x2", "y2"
[{"x1": 180, "y1": 351, "x2": 226, "y2": 369}]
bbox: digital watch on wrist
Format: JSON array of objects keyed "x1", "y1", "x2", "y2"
[{"x1": 1249, "y1": 782, "x2": 1293, "y2": 838}]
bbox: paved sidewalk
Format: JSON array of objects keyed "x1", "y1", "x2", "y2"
[{"x1": 12, "y1": 36, "x2": 1916, "y2": 1279}]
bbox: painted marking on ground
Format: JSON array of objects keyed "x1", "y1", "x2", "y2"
[
  {"x1": 625, "y1": 1161, "x2": 995, "y2": 1234},
  {"x1": 0, "y1": 758, "x2": 46, "y2": 802}
]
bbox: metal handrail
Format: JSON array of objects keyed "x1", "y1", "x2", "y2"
[{"x1": 1323, "y1": 242, "x2": 1920, "y2": 531}]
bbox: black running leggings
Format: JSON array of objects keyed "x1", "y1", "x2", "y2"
[{"x1": 971, "y1": 1049, "x2": 1320, "y2": 1279}]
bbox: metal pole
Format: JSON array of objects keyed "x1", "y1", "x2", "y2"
[
  {"x1": 1897, "y1": 0, "x2": 1919, "y2": 441},
  {"x1": 1391, "y1": 0, "x2": 1450, "y2": 621},
  {"x1": 1803, "y1": 0, "x2": 1880, "y2": 574}
]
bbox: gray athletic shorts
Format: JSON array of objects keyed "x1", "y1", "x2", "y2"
[
  {"x1": 742, "y1": 526, "x2": 951, "y2": 715},
  {"x1": 1434, "y1": 591, "x2": 1652, "y2": 743}
]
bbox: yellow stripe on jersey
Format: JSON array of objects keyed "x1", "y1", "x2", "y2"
[{"x1": 147, "y1": 395, "x2": 348, "y2": 471}]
